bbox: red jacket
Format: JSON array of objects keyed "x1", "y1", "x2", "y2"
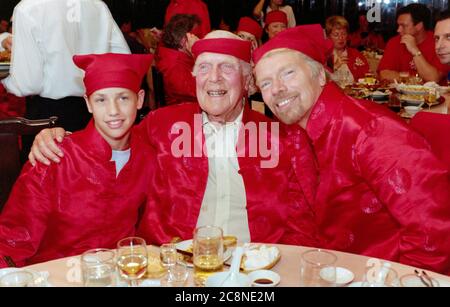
[
  {"x1": 0, "y1": 121, "x2": 155, "y2": 267},
  {"x1": 137, "y1": 103, "x2": 319, "y2": 247},
  {"x1": 164, "y1": 0, "x2": 211, "y2": 38},
  {"x1": 155, "y1": 46, "x2": 197, "y2": 105},
  {"x1": 331, "y1": 48, "x2": 370, "y2": 80},
  {"x1": 304, "y1": 82, "x2": 450, "y2": 274},
  {"x1": 0, "y1": 82, "x2": 25, "y2": 119}
]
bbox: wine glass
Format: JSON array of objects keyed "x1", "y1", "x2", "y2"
[
  {"x1": 117, "y1": 237, "x2": 148, "y2": 286},
  {"x1": 425, "y1": 88, "x2": 437, "y2": 110}
]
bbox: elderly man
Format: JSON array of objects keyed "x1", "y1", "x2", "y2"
[
  {"x1": 28, "y1": 31, "x2": 319, "y2": 247},
  {"x1": 435, "y1": 10, "x2": 450, "y2": 66},
  {"x1": 378, "y1": 3, "x2": 448, "y2": 83},
  {"x1": 253, "y1": 24, "x2": 450, "y2": 274}
]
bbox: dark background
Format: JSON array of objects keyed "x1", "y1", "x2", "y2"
[{"x1": 1, "y1": 0, "x2": 448, "y2": 39}]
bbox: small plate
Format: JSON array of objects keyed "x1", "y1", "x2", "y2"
[
  {"x1": 0, "y1": 268, "x2": 51, "y2": 287},
  {"x1": 320, "y1": 267, "x2": 354, "y2": 285},
  {"x1": 248, "y1": 270, "x2": 280, "y2": 287},
  {"x1": 175, "y1": 239, "x2": 232, "y2": 267}
]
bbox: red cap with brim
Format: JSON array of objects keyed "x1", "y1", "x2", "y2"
[
  {"x1": 265, "y1": 10, "x2": 287, "y2": 27},
  {"x1": 192, "y1": 38, "x2": 252, "y2": 63},
  {"x1": 73, "y1": 53, "x2": 153, "y2": 96},
  {"x1": 253, "y1": 24, "x2": 333, "y2": 65},
  {"x1": 237, "y1": 17, "x2": 263, "y2": 40}
]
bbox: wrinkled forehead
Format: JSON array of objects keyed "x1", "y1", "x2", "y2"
[{"x1": 195, "y1": 52, "x2": 240, "y2": 66}]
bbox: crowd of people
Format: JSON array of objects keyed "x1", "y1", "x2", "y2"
[{"x1": 0, "y1": 0, "x2": 449, "y2": 276}]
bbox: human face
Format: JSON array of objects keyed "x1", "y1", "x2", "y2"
[
  {"x1": 397, "y1": 14, "x2": 419, "y2": 36},
  {"x1": 85, "y1": 88, "x2": 144, "y2": 150},
  {"x1": 255, "y1": 50, "x2": 326, "y2": 128},
  {"x1": 266, "y1": 22, "x2": 287, "y2": 39},
  {"x1": 329, "y1": 27, "x2": 348, "y2": 51},
  {"x1": 237, "y1": 31, "x2": 258, "y2": 53},
  {"x1": 434, "y1": 19, "x2": 450, "y2": 65},
  {"x1": 194, "y1": 52, "x2": 247, "y2": 124},
  {"x1": 271, "y1": 0, "x2": 284, "y2": 6}
]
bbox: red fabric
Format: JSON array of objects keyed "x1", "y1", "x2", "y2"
[
  {"x1": 237, "y1": 17, "x2": 263, "y2": 40},
  {"x1": 378, "y1": 32, "x2": 449, "y2": 78},
  {"x1": 253, "y1": 24, "x2": 333, "y2": 65},
  {"x1": 0, "y1": 83, "x2": 25, "y2": 119},
  {"x1": 155, "y1": 47, "x2": 197, "y2": 105},
  {"x1": 303, "y1": 82, "x2": 450, "y2": 274},
  {"x1": 410, "y1": 112, "x2": 450, "y2": 170},
  {"x1": 192, "y1": 38, "x2": 252, "y2": 63},
  {"x1": 164, "y1": 0, "x2": 210, "y2": 39},
  {"x1": 73, "y1": 53, "x2": 153, "y2": 96},
  {"x1": 348, "y1": 31, "x2": 385, "y2": 50},
  {"x1": 136, "y1": 103, "x2": 319, "y2": 247},
  {"x1": 330, "y1": 48, "x2": 370, "y2": 80},
  {"x1": 264, "y1": 10, "x2": 287, "y2": 27},
  {"x1": 0, "y1": 121, "x2": 155, "y2": 267}
]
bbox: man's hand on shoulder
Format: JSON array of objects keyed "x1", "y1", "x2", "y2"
[{"x1": 29, "y1": 128, "x2": 69, "y2": 166}]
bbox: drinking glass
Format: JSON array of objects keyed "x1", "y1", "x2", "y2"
[
  {"x1": 193, "y1": 225, "x2": 224, "y2": 286},
  {"x1": 160, "y1": 243, "x2": 178, "y2": 269},
  {"x1": 161, "y1": 261, "x2": 189, "y2": 287},
  {"x1": 117, "y1": 237, "x2": 148, "y2": 286},
  {"x1": 361, "y1": 263, "x2": 399, "y2": 287},
  {"x1": 81, "y1": 248, "x2": 116, "y2": 287},
  {"x1": 425, "y1": 88, "x2": 437, "y2": 110},
  {"x1": 299, "y1": 249, "x2": 337, "y2": 287},
  {"x1": 0, "y1": 270, "x2": 34, "y2": 287},
  {"x1": 399, "y1": 71, "x2": 409, "y2": 84}
]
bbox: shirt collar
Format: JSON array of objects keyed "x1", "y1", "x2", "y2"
[{"x1": 201, "y1": 101, "x2": 245, "y2": 134}]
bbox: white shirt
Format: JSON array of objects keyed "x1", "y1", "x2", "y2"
[
  {"x1": 266, "y1": 5, "x2": 296, "y2": 28},
  {"x1": 0, "y1": 32, "x2": 11, "y2": 52},
  {"x1": 2, "y1": 0, "x2": 130, "y2": 99},
  {"x1": 111, "y1": 148, "x2": 131, "y2": 177},
  {"x1": 196, "y1": 110, "x2": 250, "y2": 243}
]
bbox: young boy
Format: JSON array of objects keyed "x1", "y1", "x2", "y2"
[{"x1": 0, "y1": 53, "x2": 155, "y2": 267}]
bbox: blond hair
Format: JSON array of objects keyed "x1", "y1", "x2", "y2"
[{"x1": 325, "y1": 16, "x2": 349, "y2": 35}]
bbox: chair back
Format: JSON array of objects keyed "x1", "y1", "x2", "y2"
[
  {"x1": 410, "y1": 112, "x2": 450, "y2": 169},
  {"x1": 0, "y1": 116, "x2": 58, "y2": 211}
]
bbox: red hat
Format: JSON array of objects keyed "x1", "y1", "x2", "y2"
[
  {"x1": 265, "y1": 10, "x2": 287, "y2": 27},
  {"x1": 253, "y1": 24, "x2": 333, "y2": 65},
  {"x1": 192, "y1": 37, "x2": 252, "y2": 63},
  {"x1": 73, "y1": 53, "x2": 153, "y2": 96},
  {"x1": 237, "y1": 17, "x2": 263, "y2": 39}
]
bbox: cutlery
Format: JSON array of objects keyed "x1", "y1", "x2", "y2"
[
  {"x1": 414, "y1": 269, "x2": 431, "y2": 287},
  {"x1": 3, "y1": 256, "x2": 16, "y2": 267},
  {"x1": 421, "y1": 270, "x2": 435, "y2": 287}
]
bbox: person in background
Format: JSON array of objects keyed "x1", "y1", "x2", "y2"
[
  {"x1": 236, "y1": 16, "x2": 263, "y2": 54},
  {"x1": 326, "y1": 16, "x2": 369, "y2": 86},
  {"x1": 434, "y1": 10, "x2": 450, "y2": 66},
  {"x1": 253, "y1": 0, "x2": 295, "y2": 28},
  {"x1": 253, "y1": 24, "x2": 450, "y2": 274},
  {"x1": 264, "y1": 10, "x2": 288, "y2": 41},
  {"x1": 348, "y1": 11, "x2": 385, "y2": 51},
  {"x1": 164, "y1": 0, "x2": 210, "y2": 39},
  {"x1": 27, "y1": 31, "x2": 320, "y2": 247},
  {"x1": 155, "y1": 14, "x2": 200, "y2": 105},
  {"x1": 1, "y1": 0, "x2": 131, "y2": 158},
  {"x1": 378, "y1": 3, "x2": 448, "y2": 83},
  {"x1": 0, "y1": 53, "x2": 156, "y2": 267}
]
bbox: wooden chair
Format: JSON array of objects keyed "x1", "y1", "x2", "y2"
[{"x1": 0, "y1": 116, "x2": 58, "y2": 211}]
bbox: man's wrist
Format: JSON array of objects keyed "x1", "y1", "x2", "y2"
[{"x1": 412, "y1": 50, "x2": 422, "y2": 58}]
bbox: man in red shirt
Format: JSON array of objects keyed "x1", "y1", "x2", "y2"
[
  {"x1": 434, "y1": 10, "x2": 450, "y2": 66},
  {"x1": 253, "y1": 25, "x2": 450, "y2": 274},
  {"x1": 378, "y1": 3, "x2": 448, "y2": 83}
]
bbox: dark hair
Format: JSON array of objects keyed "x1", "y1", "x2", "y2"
[
  {"x1": 396, "y1": 3, "x2": 431, "y2": 30},
  {"x1": 162, "y1": 14, "x2": 201, "y2": 50},
  {"x1": 436, "y1": 10, "x2": 450, "y2": 23},
  {"x1": 263, "y1": 0, "x2": 286, "y2": 13}
]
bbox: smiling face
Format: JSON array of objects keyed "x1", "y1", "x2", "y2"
[
  {"x1": 434, "y1": 18, "x2": 450, "y2": 65},
  {"x1": 85, "y1": 87, "x2": 144, "y2": 150},
  {"x1": 194, "y1": 52, "x2": 248, "y2": 123},
  {"x1": 266, "y1": 22, "x2": 287, "y2": 39},
  {"x1": 255, "y1": 49, "x2": 326, "y2": 128}
]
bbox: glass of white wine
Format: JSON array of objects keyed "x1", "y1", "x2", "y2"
[{"x1": 117, "y1": 237, "x2": 148, "y2": 287}]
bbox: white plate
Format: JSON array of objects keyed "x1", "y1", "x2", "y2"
[
  {"x1": 347, "y1": 281, "x2": 364, "y2": 287},
  {"x1": 0, "y1": 267, "x2": 51, "y2": 287},
  {"x1": 175, "y1": 239, "x2": 232, "y2": 267},
  {"x1": 248, "y1": 270, "x2": 280, "y2": 287},
  {"x1": 320, "y1": 267, "x2": 354, "y2": 285}
]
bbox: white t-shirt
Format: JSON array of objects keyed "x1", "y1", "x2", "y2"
[{"x1": 2, "y1": 0, "x2": 130, "y2": 99}]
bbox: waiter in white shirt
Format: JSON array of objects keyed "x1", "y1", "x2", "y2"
[{"x1": 1, "y1": 0, "x2": 130, "y2": 136}]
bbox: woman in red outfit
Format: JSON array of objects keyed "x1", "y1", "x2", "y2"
[{"x1": 326, "y1": 16, "x2": 369, "y2": 86}]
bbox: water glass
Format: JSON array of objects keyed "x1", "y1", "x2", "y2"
[
  {"x1": 0, "y1": 270, "x2": 34, "y2": 287},
  {"x1": 362, "y1": 263, "x2": 399, "y2": 287},
  {"x1": 161, "y1": 261, "x2": 189, "y2": 287},
  {"x1": 81, "y1": 248, "x2": 116, "y2": 287},
  {"x1": 193, "y1": 225, "x2": 224, "y2": 286},
  {"x1": 160, "y1": 243, "x2": 178, "y2": 269},
  {"x1": 299, "y1": 249, "x2": 337, "y2": 287}
]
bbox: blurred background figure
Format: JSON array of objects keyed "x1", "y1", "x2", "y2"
[
  {"x1": 253, "y1": 0, "x2": 295, "y2": 28},
  {"x1": 155, "y1": 14, "x2": 200, "y2": 105},
  {"x1": 164, "y1": 0, "x2": 210, "y2": 38},
  {"x1": 264, "y1": 10, "x2": 287, "y2": 41},
  {"x1": 348, "y1": 11, "x2": 385, "y2": 51},
  {"x1": 434, "y1": 10, "x2": 450, "y2": 66},
  {"x1": 326, "y1": 16, "x2": 369, "y2": 86},
  {"x1": 236, "y1": 16, "x2": 263, "y2": 54}
]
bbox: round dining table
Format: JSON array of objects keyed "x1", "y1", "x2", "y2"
[{"x1": 23, "y1": 244, "x2": 450, "y2": 287}]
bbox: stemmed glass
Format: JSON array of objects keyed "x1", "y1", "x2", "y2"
[{"x1": 117, "y1": 237, "x2": 148, "y2": 286}]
